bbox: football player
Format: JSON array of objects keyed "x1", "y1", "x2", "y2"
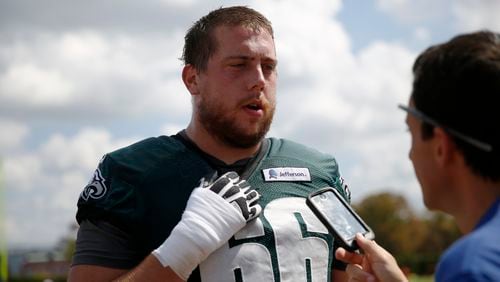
[{"x1": 69, "y1": 6, "x2": 351, "y2": 282}]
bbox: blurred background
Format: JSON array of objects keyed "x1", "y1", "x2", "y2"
[{"x1": 1, "y1": 0, "x2": 498, "y2": 280}]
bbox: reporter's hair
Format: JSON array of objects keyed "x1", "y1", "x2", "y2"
[
  {"x1": 182, "y1": 6, "x2": 274, "y2": 72},
  {"x1": 411, "y1": 30, "x2": 500, "y2": 181}
]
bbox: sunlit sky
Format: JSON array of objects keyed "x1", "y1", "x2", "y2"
[{"x1": 1, "y1": 0, "x2": 499, "y2": 248}]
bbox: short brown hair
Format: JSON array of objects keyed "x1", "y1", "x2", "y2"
[
  {"x1": 412, "y1": 30, "x2": 500, "y2": 180},
  {"x1": 182, "y1": 6, "x2": 274, "y2": 71}
]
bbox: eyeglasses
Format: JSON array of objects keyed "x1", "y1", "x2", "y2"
[{"x1": 398, "y1": 104, "x2": 493, "y2": 152}]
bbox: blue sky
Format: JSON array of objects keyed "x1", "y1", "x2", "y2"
[{"x1": 1, "y1": 0, "x2": 499, "y2": 248}]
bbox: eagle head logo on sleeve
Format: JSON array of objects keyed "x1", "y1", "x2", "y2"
[{"x1": 81, "y1": 168, "x2": 108, "y2": 201}]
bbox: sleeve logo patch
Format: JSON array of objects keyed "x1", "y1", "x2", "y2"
[
  {"x1": 262, "y1": 167, "x2": 311, "y2": 182},
  {"x1": 81, "y1": 168, "x2": 108, "y2": 201},
  {"x1": 340, "y1": 176, "x2": 351, "y2": 202}
]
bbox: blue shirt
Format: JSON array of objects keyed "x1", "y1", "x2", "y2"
[{"x1": 436, "y1": 198, "x2": 500, "y2": 282}]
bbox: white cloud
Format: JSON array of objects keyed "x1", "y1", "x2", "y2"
[
  {"x1": 452, "y1": 0, "x2": 500, "y2": 31},
  {"x1": 273, "y1": 38, "x2": 414, "y2": 141},
  {"x1": 256, "y1": 0, "x2": 342, "y2": 19},
  {"x1": 0, "y1": 30, "x2": 189, "y2": 120},
  {"x1": 260, "y1": 0, "x2": 353, "y2": 130},
  {"x1": 331, "y1": 42, "x2": 416, "y2": 203},
  {"x1": 39, "y1": 128, "x2": 133, "y2": 172},
  {"x1": 0, "y1": 63, "x2": 73, "y2": 106},
  {"x1": 161, "y1": 122, "x2": 186, "y2": 136},
  {"x1": 375, "y1": 0, "x2": 500, "y2": 34},
  {"x1": 4, "y1": 154, "x2": 43, "y2": 192},
  {"x1": 158, "y1": 0, "x2": 200, "y2": 7},
  {"x1": 0, "y1": 119, "x2": 29, "y2": 153},
  {"x1": 4, "y1": 127, "x2": 136, "y2": 247},
  {"x1": 375, "y1": 0, "x2": 450, "y2": 23},
  {"x1": 413, "y1": 27, "x2": 431, "y2": 43},
  {"x1": 265, "y1": 0, "x2": 350, "y2": 82},
  {"x1": 58, "y1": 31, "x2": 112, "y2": 71}
]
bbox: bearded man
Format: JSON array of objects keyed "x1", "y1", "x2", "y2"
[{"x1": 69, "y1": 6, "x2": 351, "y2": 282}]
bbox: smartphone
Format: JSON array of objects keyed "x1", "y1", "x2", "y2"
[{"x1": 306, "y1": 187, "x2": 375, "y2": 251}]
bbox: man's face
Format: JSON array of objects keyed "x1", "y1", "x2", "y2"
[
  {"x1": 194, "y1": 25, "x2": 277, "y2": 148},
  {"x1": 405, "y1": 99, "x2": 444, "y2": 210}
]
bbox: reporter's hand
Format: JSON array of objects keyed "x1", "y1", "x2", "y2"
[
  {"x1": 335, "y1": 233, "x2": 408, "y2": 282},
  {"x1": 152, "y1": 171, "x2": 262, "y2": 281}
]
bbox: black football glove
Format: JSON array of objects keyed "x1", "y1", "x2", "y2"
[{"x1": 199, "y1": 171, "x2": 261, "y2": 222}]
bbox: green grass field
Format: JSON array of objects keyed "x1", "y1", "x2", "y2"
[{"x1": 408, "y1": 274, "x2": 434, "y2": 282}]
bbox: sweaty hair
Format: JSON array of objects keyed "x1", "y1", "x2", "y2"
[
  {"x1": 182, "y1": 6, "x2": 274, "y2": 72},
  {"x1": 411, "y1": 30, "x2": 500, "y2": 181}
]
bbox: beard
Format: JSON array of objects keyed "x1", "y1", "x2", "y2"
[{"x1": 197, "y1": 97, "x2": 275, "y2": 149}]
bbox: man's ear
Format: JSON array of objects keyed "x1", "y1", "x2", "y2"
[
  {"x1": 182, "y1": 64, "x2": 199, "y2": 95},
  {"x1": 433, "y1": 127, "x2": 456, "y2": 166}
]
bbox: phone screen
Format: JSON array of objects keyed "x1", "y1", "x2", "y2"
[{"x1": 310, "y1": 190, "x2": 367, "y2": 241}]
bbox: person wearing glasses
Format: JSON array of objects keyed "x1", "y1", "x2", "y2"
[{"x1": 335, "y1": 30, "x2": 500, "y2": 282}]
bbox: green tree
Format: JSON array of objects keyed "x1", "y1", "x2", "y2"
[
  {"x1": 353, "y1": 192, "x2": 423, "y2": 254},
  {"x1": 353, "y1": 192, "x2": 460, "y2": 275}
]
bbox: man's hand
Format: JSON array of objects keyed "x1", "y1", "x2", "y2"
[
  {"x1": 335, "y1": 233, "x2": 408, "y2": 282},
  {"x1": 200, "y1": 171, "x2": 261, "y2": 222},
  {"x1": 152, "y1": 171, "x2": 261, "y2": 281}
]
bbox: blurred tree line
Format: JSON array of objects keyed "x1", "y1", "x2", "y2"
[{"x1": 353, "y1": 192, "x2": 461, "y2": 275}]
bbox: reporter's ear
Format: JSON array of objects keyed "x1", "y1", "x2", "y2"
[{"x1": 432, "y1": 127, "x2": 456, "y2": 166}]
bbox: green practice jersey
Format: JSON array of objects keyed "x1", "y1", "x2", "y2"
[{"x1": 75, "y1": 133, "x2": 350, "y2": 282}]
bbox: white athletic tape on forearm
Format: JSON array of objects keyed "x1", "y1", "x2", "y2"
[{"x1": 152, "y1": 187, "x2": 246, "y2": 280}]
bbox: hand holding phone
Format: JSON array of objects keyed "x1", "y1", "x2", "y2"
[{"x1": 306, "y1": 187, "x2": 375, "y2": 251}]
